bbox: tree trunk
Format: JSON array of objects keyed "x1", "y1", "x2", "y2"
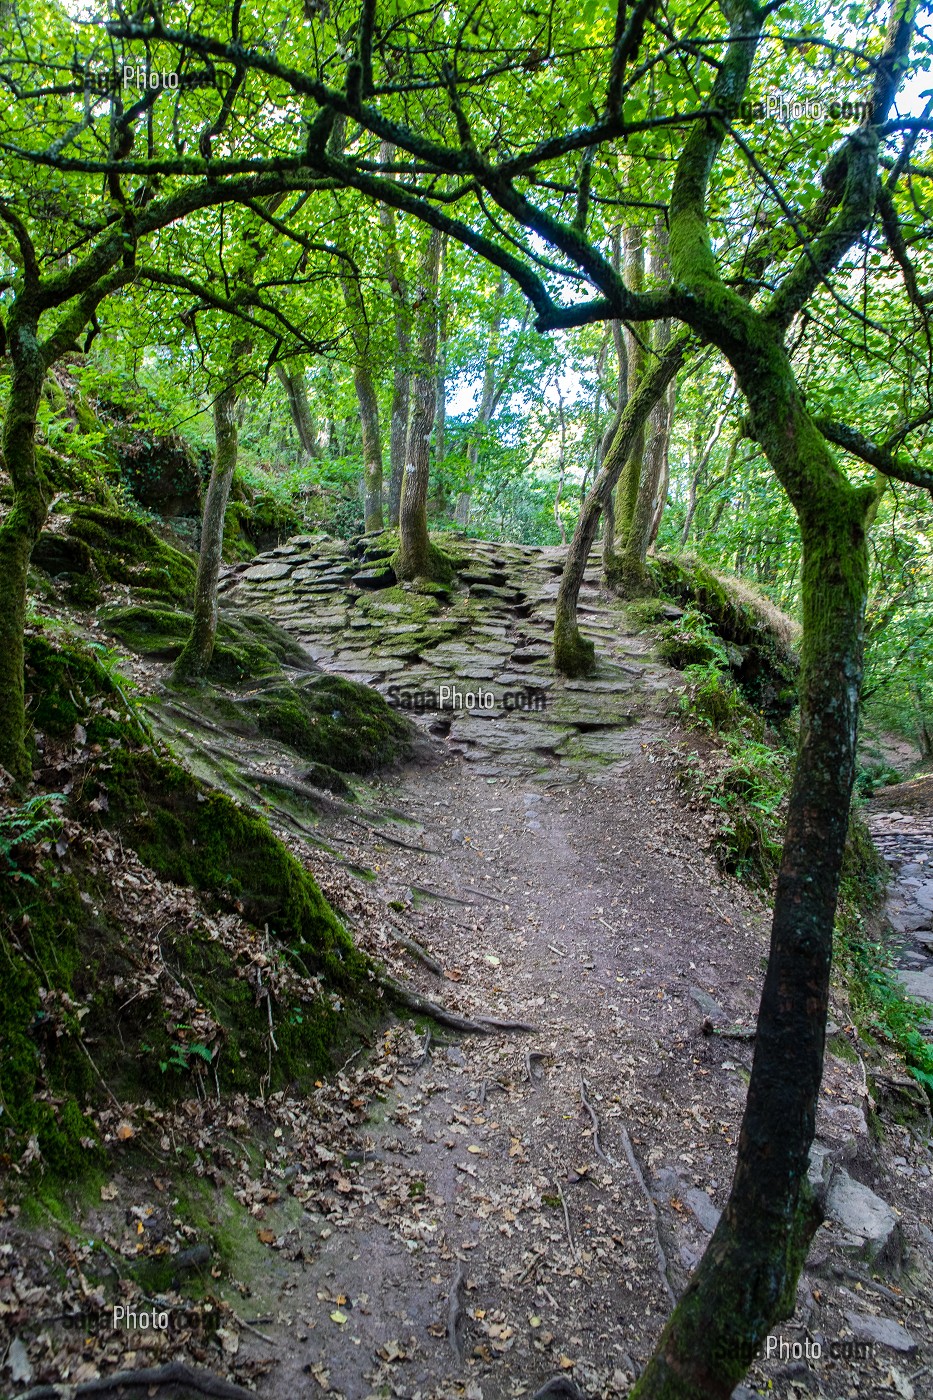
[
  {"x1": 608, "y1": 225, "x2": 646, "y2": 580},
  {"x1": 631, "y1": 353, "x2": 876, "y2": 1399},
  {"x1": 396, "y1": 230, "x2": 447, "y2": 581},
  {"x1": 649, "y1": 379, "x2": 677, "y2": 545},
  {"x1": 455, "y1": 268, "x2": 507, "y2": 528},
  {"x1": 615, "y1": 222, "x2": 675, "y2": 591},
  {"x1": 354, "y1": 365, "x2": 385, "y2": 533},
  {"x1": 341, "y1": 276, "x2": 384, "y2": 532},
  {"x1": 172, "y1": 380, "x2": 240, "y2": 684},
  {"x1": 274, "y1": 364, "x2": 318, "y2": 462},
  {"x1": 0, "y1": 311, "x2": 49, "y2": 784},
  {"x1": 554, "y1": 338, "x2": 687, "y2": 676},
  {"x1": 379, "y1": 143, "x2": 411, "y2": 528}
]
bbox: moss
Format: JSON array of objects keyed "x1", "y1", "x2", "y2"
[
  {"x1": 553, "y1": 616, "x2": 597, "y2": 678},
  {"x1": 197, "y1": 675, "x2": 415, "y2": 774},
  {"x1": 652, "y1": 554, "x2": 799, "y2": 721},
  {"x1": 24, "y1": 630, "x2": 148, "y2": 749},
  {"x1": 390, "y1": 539, "x2": 455, "y2": 586},
  {"x1": 356, "y1": 587, "x2": 442, "y2": 623},
  {"x1": 32, "y1": 505, "x2": 196, "y2": 607},
  {"x1": 100, "y1": 604, "x2": 315, "y2": 683}
]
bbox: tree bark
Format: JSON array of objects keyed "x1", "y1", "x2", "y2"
[
  {"x1": 341, "y1": 275, "x2": 384, "y2": 533},
  {"x1": 632, "y1": 377, "x2": 874, "y2": 1398},
  {"x1": 455, "y1": 269, "x2": 506, "y2": 528},
  {"x1": 607, "y1": 225, "x2": 646, "y2": 578},
  {"x1": 553, "y1": 337, "x2": 688, "y2": 676},
  {"x1": 172, "y1": 377, "x2": 241, "y2": 684},
  {"x1": 0, "y1": 308, "x2": 49, "y2": 784},
  {"x1": 379, "y1": 143, "x2": 412, "y2": 528},
  {"x1": 396, "y1": 230, "x2": 446, "y2": 580},
  {"x1": 274, "y1": 364, "x2": 318, "y2": 463},
  {"x1": 354, "y1": 364, "x2": 385, "y2": 532}
]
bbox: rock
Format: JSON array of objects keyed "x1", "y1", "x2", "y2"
[
  {"x1": 683, "y1": 1186, "x2": 721, "y2": 1233},
  {"x1": 352, "y1": 566, "x2": 397, "y2": 590},
  {"x1": 843, "y1": 1310, "x2": 917, "y2": 1354},
  {"x1": 807, "y1": 1142, "x2": 834, "y2": 1193},
  {"x1": 689, "y1": 986, "x2": 725, "y2": 1021},
  {"x1": 173, "y1": 1242, "x2": 212, "y2": 1271},
  {"x1": 242, "y1": 561, "x2": 295, "y2": 582},
  {"x1": 914, "y1": 882, "x2": 933, "y2": 911},
  {"x1": 825, "y1": 1170, "x2": 900, "y2": 1264},
  {"x1": 446, "y1": 1046, "x2": 465, "y2": 1066},
  {"x1": 896, "y1": 966, "x2": 933, "y2": 1004}
]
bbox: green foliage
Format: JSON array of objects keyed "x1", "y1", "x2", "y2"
[
  {"x1": 101, "y1": 604, "x2": 314, "y2": 683},
  {"x1": 657, "y1": 606, "x2": 729, "y2": 670},
  {"x1": 0, "y1": 794, "x2": 64, "y2": 884}
]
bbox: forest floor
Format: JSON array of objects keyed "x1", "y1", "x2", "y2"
[{"x1": 5, "y1": 538, "x2": 933, "y2": 1400}]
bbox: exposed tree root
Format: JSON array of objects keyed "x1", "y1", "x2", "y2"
[
  {"x1": 617, "y1": 1125, "x2": 677, "y2": 1307},
  {"x1": 388, "y1": 925, "x2": 444, "y2": 975},
  {"x1": 578, "y1": 1067, "x2": 609, "y2": 1162},
  {"x1": 447, "y1": 1260, "x2": 465, "y2": 1358},
  {"x1": 18, "y1": 1361, "x2": 257, "y2": 1400}
]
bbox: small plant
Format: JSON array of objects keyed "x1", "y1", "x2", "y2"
[
  {"x1": 657, "y1": 606, "x2": 729, "y2": 670},
  {"x1": 0, "y1": 794, "x2": 65, "y2": 884}
]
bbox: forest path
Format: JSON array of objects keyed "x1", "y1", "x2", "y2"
[
  {"x1": 870, "y1": 777, "x2": 933, "y2": 1013},
  {"x1": 149, "y1": 538, "x2": 930, "y2": 1399}
]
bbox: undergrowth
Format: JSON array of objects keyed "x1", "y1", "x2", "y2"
[{"x1": 674, "y1": 605, "x2": 933, "y2": 1105}]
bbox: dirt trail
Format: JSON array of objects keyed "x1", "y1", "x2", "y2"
[
  {"x1": 10, "y1": 539, "x2": 930, "y2": 1400},
  {"x1": 190, "y1": 538, "x2": 932, "y2": 1400}
]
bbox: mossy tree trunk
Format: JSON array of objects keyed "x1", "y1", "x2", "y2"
[
  {"x1": 630, "y1": 0, "x2": 910, "y2": 1390},
  {"x1": 354, "y1": 364, "x2": 385, "y2": 533},
  {"x1": 553, "y1": 338, "x2": 687, "y2": 676},
  {"x1": 379, "y1": 145, "x2": 412, "y2": 529},
  {"x1": 396, "y1": 229, "x2": 444, "y2": 581},
  {"x1": 606, "y1": 225, "x2": 646, "y2": 580},
  {"x1": 275, "y1": 364, "x2": 318, "y2": 463},
  {"x1": 341, "y1": 275, "x2": 384, "y2": 533},
  {"x1": 172, "y1": 377, "x2": 242, "y2": 685},
  {"x1": 613, "y1": 222, "x2": 674, "y2": 593},
  {"x1": 631, "y1": 370, "x2": 875, "y2": 1400},
  {"x1": 0, "y1": 306, "x2": 49, "y2": 784}
]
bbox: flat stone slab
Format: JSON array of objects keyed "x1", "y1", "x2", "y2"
[
  {"x1": 242, "y1": 561, "x2": 295, "y2": 581},
  {"x1": 896, "y1": 966, "x2": 933, "y2": 1004},
  {"x1": 825, "y1": 1170, "x2": 899, "y2": 1263},
  {"x1": 843, "y1": 1310, "x2": 917, "y2": 1354}
]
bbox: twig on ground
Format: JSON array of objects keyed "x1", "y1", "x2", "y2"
[
  {"x1": 517, "y1": 1248, "x2": 547, "y2": 1283},
  {"x1": 415, "y1": 1028, "x2": 433, "y2": 1066},
  {"x1": 17, "y1": 1361, "x2": 257, "y2": 1400},
  {"x1": 555, "y1": 1179, "x2": 577, "y2": 1262},
  {"x1": 617, "y1": 1125, "x2": 677, "y2": 1307},
  {"x1": 447, "y1": 1260, "x2": 465, "y2": 1358},
  {"x1": 578, "y1": 1067, "x2": 609, "y2": 1162},
  {"x1": 232, "y1": 1311, "x2": 276, "y2": 1344},
  {"x1": 75, "y1": 1037, "x2": 123, "y2": 1113},
  {"x1": 410, "y1": 882, "x2": 478, "y2": 906},
  {"x1": 461, "y1": 884, "x2": 510, "y2": 904}
]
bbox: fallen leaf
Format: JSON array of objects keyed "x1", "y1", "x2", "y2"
[
  {"x1": 257, "y1": 1229, "x2": 275, "y2": 1244},
  {"x1": 115, "y1": 1121, "x2": 135, "y2": 1141},
  {"x1": 100, "y1": 1183, "x2": 118, "y2": 1201},
  {"x1": 7, "y1": 1339, "x2": 32, "y2": 1384},
  {"x1": 330, "y1": 1309, "x2": 348, "y2": 1325}
]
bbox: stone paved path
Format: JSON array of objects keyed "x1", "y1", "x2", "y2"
[
  {"x1": 218, "y1": 533, "x2": 678, "y2": 782},
  {"x1": 869, "y1": 777, "x2": 933, "y2": 1013}
]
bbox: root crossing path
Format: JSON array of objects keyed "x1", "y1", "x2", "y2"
[{"x1": 156, "y1": 539, "x2": 930, "y2": 1400}]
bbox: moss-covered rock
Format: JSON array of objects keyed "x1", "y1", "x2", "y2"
[
  {"x1": 99, "y1": 604, "x2": 316, "y2": 683},
  {"x1": 199, "y1": 674, "x2": 416, "y2": 775},
  {"x1": 652, "y1": 554, "x2": 799, "y2": 721},
  {"x1": 2, "y1": 632, "x2": 385, "y2": 1180},
  {"x1": 33, "y1": 505, "x2": 196, "y2": 608}
]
